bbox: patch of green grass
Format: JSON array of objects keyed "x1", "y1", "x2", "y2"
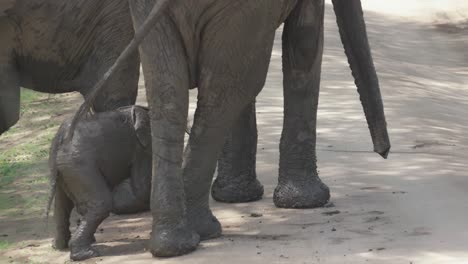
[
  {"x1": 0, "y1": 160, "x2": 48, "y2": 216},
  {"x1": 0, "y1": 240, "x2": 12, "y2": 250},
  {"x1": 19, "y1": 89, "x2": 42, "y2": 113},
  {"x1": 0, "y1": 132, "x2": 53, "y2": 187},
  {"x1": 20, "y1": 89, "x2": 40, "y2": 103},
  {"x1": 0, "y1": 89, "x2": 59, "y2": 216}
]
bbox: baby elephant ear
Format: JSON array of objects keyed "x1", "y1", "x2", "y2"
[{"x1": 131, "y1": 106, "x2": 151, "y2": 149}]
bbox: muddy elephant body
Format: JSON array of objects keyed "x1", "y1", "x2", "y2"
[
  {"x1": 72, "y1": 0, "x2": 389, "y2": 258},
  {"x1": 0, "y1": 0, "x2": 139, "y2": 135},
  {"x1": 48, "y1": 106, "x2": 151, "y2": 261}
]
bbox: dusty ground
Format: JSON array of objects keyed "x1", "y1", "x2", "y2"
[{"x1": 1, "y1": 2, "x2": 468, "y2": 264}]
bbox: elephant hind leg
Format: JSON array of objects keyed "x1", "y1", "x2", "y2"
[
  {"x1": 61, "y1": 165, "x2": 112, "y2": 261},
  {"x1": 184, "y1": 12, "x2": 278, "y2": 240},
  {"x1": 212, "y1": 102, "x2": 264, "y2": 203},
  {"x1": 129, "y1": 1, "x2": 199, "y2": 257},
  {"x1": 53, "y1": 182, "x2": 73, "y2": 251},
  {"x1": 274, "y1": 0, "x2": 330, "y2": 209}
]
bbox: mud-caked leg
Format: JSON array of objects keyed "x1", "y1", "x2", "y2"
[
  {"x1": 212, "y1": 102, "x2": 264, "y2": 203},
  {"x1": 184, "y1": 8, "x2": 277, "y2": 240},
  {"x1": 129, "y1": 1, "x2": 199, "y2": 257},
  {"x1": 62, "y1": 166, "x2": 112, "y2": 261},
  {"x1": 274, "y1": 0, "x2": 330, "y2": 209},
  {"x1": 53, "y1": 183, "x2": 73, "y2": 250}
]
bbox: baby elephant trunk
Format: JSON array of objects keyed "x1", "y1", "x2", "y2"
[{"x1": 332, "y1": 0, "x2": 390, "y2": 158}]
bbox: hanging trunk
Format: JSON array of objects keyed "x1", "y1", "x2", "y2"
[
  {"x1": 0, "y1": 80, "x2": 19, "y2": 136},
  {"x1": 332, "y1": 0, "x2": 390, "y2": 158}
]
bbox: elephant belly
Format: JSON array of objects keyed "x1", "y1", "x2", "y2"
[
  {"x1": 167, "y1": 0, "x2": 298, "y2": 87},
  {"x1": 16, "y1": 57, "x2": 77, "y2": 93},
  {"x1": 12, "y1": 0, "x2": 132, "y2": 93}
]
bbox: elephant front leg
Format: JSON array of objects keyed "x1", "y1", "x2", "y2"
[
  {"x1": 129, "y1": 1, "x2": 199, "y2": 257},
  {"x1": 212, "y1": 102, "x2": 264, "y2": 203},
  {"x1": 274, "y1": 0, "x2": 330, "y2": 209},
  {"x1": 185, "y1": 10, "x2": 277, "y2": 238},
  {"x1": 0, "y1": 20, "x2": 20, "y2": 136}
]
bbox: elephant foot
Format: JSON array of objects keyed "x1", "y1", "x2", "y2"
[
  {"x1": 188, "y1": 208, "x2": 222, "y2": 241},
  {"x1": 273, "y1": 177, "x2": 330, "y2": 209},
  {"x1": 211, "y1": 178, "x2": 264, "y2": 203},
  {"x1": 149, "y1": 225, "x2": 200, "y2": 257},
  {"x1": 70, "y1": 245, "x2": 99, "y2": 261}
]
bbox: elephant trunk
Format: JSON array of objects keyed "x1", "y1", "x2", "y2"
[
  {"x1": 332, "y1": 0, "x2": 390, "y2": 158},
  {"x1": 0, "y1": 86, "x2": 20, "y2": 136}
]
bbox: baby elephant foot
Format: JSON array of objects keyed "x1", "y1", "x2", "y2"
[
  {"x1": 211, "y1": 178, "x2": 264, "y2": 203},
  {"x1": 70, "y1": 245, "x2": 99, "y2": 261},
  {"x1": 149, "y1": 225, "x2": 200, "y2": 257},
  {"x1": 274, "y1": 177, "x2": 330, "y2": 209},
  {"x1": 188, "y1": 208, "x2": 222, "y2": 240}
]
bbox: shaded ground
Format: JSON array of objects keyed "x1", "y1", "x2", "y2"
[{"x1": 1, "y1": 3, "x2": 468, "y2": 264}]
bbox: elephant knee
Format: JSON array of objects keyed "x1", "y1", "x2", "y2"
[{"x1": 92, "y1": 197, "x2": 112, "y2": 218}]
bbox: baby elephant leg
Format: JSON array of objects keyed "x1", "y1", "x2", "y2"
[
  {"x1": 53, "y1": 183, "x2": 73, "y2": 250},
  {"x1": 63, "y1": 166, "x2": 112, "y2": 261},
  {"x1": 113, "y1": 153, "x2": 151, "y2": 214},
  {"x1": 112, "y1": 178, "x2": 149, "y2": 214}
]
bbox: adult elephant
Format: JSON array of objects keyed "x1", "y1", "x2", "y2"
[
  {"x1": 74, "y1": 0, "x2": 392, "y2": 258},
  {"x1": 0, "y1": 0, "x2": 140, "y2": 135},
  {"x1": 211, "y1": 0, "x2": 386, "y2": 208}
]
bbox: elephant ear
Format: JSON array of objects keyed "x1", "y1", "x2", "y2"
[
  {"x1": 0, "y1": 0, "x2": 16, "y2": 17},
  {"x1": 131, "y1": 106, "x2": 151, "y2": 149}
]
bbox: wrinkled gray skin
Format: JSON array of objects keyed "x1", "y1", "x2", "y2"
[
  {"x1": 0, "y1": 0, "x2": 139, "y2": 135},
  {"x1": 212, "y1": 0, "x2": 388, "y2": 207},
  {"x1": 1, "y1": 0, "x2": 314, "y2": 208},
  {"x1": 76, "y1": 0, "x2": 390, "y2": 258},
  {"x1": 47, "y1": 105, "x2": 152, "y2": 261}
]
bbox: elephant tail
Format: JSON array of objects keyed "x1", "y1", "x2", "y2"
[
  {"x1": 66, "y1": 0, "x2": 172, "y2": 141},
  {"x1": 45, "y1": 123, "x2": 66, "y2": 224}
]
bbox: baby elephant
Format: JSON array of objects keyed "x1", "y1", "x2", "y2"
[{"x1": 46, "y1": 105, "x2": 152, "y2": 261}]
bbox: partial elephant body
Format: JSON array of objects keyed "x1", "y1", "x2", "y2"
[
  {"x1": 48, "y1": 105, "x2": 152, "y2": 261},
  {"x1": 0, "y1": 0, "x2": 139, "y2": 134},
  {"x1": 93, "y1": 0, "x2": 387, "y2": 258},
  {"x1": 123, "y1": 0, "x2": 336, "y2": 257},
  {"x1": 4, "y1": 0, "x2": 389, "y2": 259}
]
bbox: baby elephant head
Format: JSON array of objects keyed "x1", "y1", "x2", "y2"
[{"x1": 131, "y1": 106, "x2": 151, "y2": 150}]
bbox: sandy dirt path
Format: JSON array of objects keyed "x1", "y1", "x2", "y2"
[{"x1": 2, "y1": 2, "x2": 468, "y2": 264}]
